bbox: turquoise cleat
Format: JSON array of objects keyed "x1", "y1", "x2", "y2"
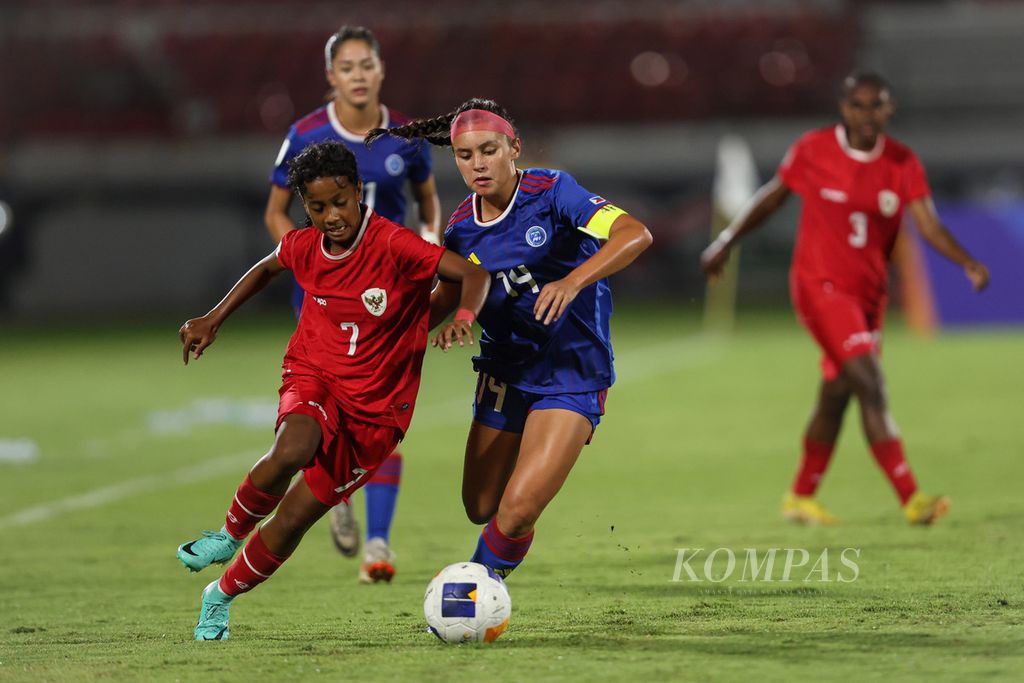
[
  {"x1": 177, "y1": 527, "x2": 243, "y2": 573},
  {"x1": 194, "y1": 580, "x2": 233, "y2": 641}
]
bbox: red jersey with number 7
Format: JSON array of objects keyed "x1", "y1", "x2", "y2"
[
  {"x1": 275, "y1": 207, "x2": 445, "y2": 433},
  {"x1": 778, "y1": 125, "x2": 931, "y2": 306}
]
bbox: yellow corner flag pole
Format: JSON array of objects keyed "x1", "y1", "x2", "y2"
[{"x1": 704, "y1": 135, "x2": 759, "y2": 334}]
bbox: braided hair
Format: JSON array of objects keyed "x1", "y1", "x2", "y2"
[{"x1": 365, "y1": 98, "x2": 516, "y2": 148}]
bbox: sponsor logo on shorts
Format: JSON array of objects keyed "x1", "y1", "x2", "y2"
[
  {"x1": 307, "y1": 400, "x2": 328, "y2": 421},
  {"x1": 820, "y1": 188, "x2": 848, "y2": 203},
  {"x1": 878, "y1": 190, "x2": 900, "y2": 217},
  {"x1": 525, "y1": 225, "x2": 547, "y2": 247},
  {"x1": 362, "y1": 288, "x2": 387, "y2": 316},
  {"x1": 842, "y1": 330, "x2": 880, "y2": 352}
]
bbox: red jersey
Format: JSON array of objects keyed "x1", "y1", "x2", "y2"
[
  {"x1": 779, "y1": 125, "x2": 931, "y2": 305},
  {"x1": 275, "y1": 209, "x2": 445, "y2": 433}
]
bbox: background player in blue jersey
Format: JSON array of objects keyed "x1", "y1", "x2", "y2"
[
  {"x1": 368, "y1": 99, "x2": 653, "y2": 577},
  {"x1": 263, "y1": 26, "x2": 441, "y2": 583}
]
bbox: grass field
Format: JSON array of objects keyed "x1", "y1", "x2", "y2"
[{"x1": 1, "y1": 307, "x2": 1022, "y2": 682}]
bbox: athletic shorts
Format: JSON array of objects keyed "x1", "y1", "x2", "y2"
[
  {"x1": 471, "y1": 372, "x2": 608, "y2": 443},
  {"x1": 277, "y1": 366, "x2": 402, "y2": 507},
  {"x1": 791, "y1": 276, "x2": 886, "y2": 381}
]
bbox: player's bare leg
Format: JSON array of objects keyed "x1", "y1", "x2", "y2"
[
  {"x1": 494, "y1": 409, "x2": 592, "y2": 538},
  {"x1": 250, "y1": 414, "x2": 323, "y2": 496},
  {"x1": 462, "y1": 421, "x2": 523, "y2": 524},
  {"x1": 468, "y1": 409, "x2": 590, "y2": 577},
  {"x1": 784, "y1": 376, "x2": 850, "y2": 525},
  {"x1": 194, "y1": 476, "x2": 331, "y2": 640},
  {"x1": 842, "y1": 353, "x2": 949, "y2": 523},
  {"x1": 177, "y1": 413, "x2": 322, "y2": 573}
]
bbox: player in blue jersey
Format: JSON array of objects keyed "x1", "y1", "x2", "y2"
[
  {"x1": 263, "y1": 26, "x2": 441, "y2": 583},
  {"x1": 368, "y1": 99, "x2": 653, "y2": 577}
]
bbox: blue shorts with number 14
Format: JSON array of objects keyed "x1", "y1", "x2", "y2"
[{"x1": 472, "y1": 372, "x2": 608, "y2": 442}]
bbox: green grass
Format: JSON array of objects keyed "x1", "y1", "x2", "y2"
[{"x1": 1, "y1": 307, "x2": 1022, "y2": 682}]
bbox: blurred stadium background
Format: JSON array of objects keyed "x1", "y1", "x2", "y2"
[{"x1": 2, "y1": 0, "x2": 1023, "y2": 323}]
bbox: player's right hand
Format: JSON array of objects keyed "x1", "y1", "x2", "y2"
[
  {"x1": 700, "y1": 240, "x2": 731, "y2": 279},
  {"x1": 179, "y1": 316, "x2": 218, "y2": 365},
  {"x1": 431, "y1": 320, "x2": 474, "y2": 353},
  {"x1": 964, "y1": 260, "x2": 990, "y2": 292}
]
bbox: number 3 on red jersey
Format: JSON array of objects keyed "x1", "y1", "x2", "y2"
[{"x1": 848, "y1": 212, "x2": 868, "y2": 249}]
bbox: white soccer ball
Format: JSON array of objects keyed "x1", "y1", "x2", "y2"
[{"x1": 423, "y1": 562, "x2": 511, "y2": 643}]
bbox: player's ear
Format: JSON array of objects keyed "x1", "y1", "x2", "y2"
[
  {"x1": 355, "y1": 180, "x2": 363, "y2": 202},
  {"x1": 509, "y1": 137, "x2": 522, "y2": 162}
]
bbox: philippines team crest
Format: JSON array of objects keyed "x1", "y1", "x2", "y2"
[
  {"x1": 362, "y1": 288, "x2": 387, "y2": 317},
  {"x1": 385, "y1": 153, "x2": 405, "y2": 176},
  {"x1": 878, "y1": 190, "x2": 900, "y2": 218},
  {"x1": 525, "y1": 225, "x2": 547, "y2": 247}
]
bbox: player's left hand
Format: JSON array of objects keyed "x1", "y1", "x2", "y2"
[
  {"x1": 432, "y1": 320, "x2": 475, "y2": 352},
  {"x1": 179, "y1": 315, "x2": 219, "y2": 365},
  {"x1": 964, "y1": 260, "x2": 990, "y2": 292},
  {"x1": 534, "y1": 278, "x2": 581, "y2": 326}
]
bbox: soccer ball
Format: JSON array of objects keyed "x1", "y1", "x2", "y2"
[{"x1": 423, "y1": 562, "x2": 511, "y2": 643}]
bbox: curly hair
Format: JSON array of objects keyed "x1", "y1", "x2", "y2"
[
  {"x1": 286, "y1": 141, "x2": 360, "y2": 196},
  {"x1": 365, "y1": 97, "x2": 516, "y2": 148}
]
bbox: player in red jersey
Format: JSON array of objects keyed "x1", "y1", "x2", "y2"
[
  {"x1": 701, "y1": 72, "x2": 989, "y2": 526},
  {"x1": 264, "y1": 26, "x2": 442, "y2": 579},
  {"x1": 175, "y1": 141, "x2": 489, "y2": 640}
]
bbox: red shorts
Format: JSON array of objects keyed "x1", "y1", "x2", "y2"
[
  {"x1": 791, "y1": 277, "x2": 885, "y2": 381},
  {"x1": 277, "y1": 368, "x2": 403, "y2": 507}
]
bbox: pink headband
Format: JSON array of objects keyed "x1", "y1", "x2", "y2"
[{"x1": 450, "y1": 109, "x2": 516, "y2": 142}]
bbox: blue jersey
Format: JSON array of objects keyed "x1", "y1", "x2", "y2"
[
  {"x1": 271, "y1": 104, "x2": 432, "y2": 225},
  {"x1": 443, "y1": 169, "x2": 623, "y2": 394}
]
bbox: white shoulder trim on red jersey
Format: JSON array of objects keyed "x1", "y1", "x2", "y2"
[
  {"x1": 835, "y1": 124, "x2": 885, "y2": 163},
  {"x1": 320, "y1": 206, "x2": 373, "y2": 261},
  {"x1": 327, "y1": 103, "x2": 390, "y2": 143},
  {"x1": 473, "y1": 170, "x2": 523, "y2": 227}
]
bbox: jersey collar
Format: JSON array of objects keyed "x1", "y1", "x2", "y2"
[
  {"x1": 473, "y1": 170, "x2": 522, "y2": 227},
  {"x1": 835, "y1": 124, "x2": 885, "y2": 163},
  {"x1": 320, "y1": 205, "x2": 373, "y2": 261},
  {"x1": 327, "y1": 103, "x2": 390, "y2": 143}
]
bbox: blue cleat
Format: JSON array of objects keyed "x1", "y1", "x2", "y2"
[
  {"x1": 177, "y1": 527, "x2": 243, "y2": 573},
  {"x1": 194, "y1": 580, "x2": 233, "y2": 641}
]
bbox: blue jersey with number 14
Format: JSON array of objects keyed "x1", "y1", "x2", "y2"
[
  {"x1": 271, "y1": 104, "x2": 432, "y2": 225},
  {"x1": 443, "y1": 168, "x2": 625, "y2": 394}
]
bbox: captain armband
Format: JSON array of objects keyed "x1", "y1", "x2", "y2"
[{"x1": 577, "y1": 204, "x2": 627, "y2": 240}]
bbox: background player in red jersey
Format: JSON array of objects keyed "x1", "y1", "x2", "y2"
[
  {"x1": 175, "y1": 142, "x2": 489, "y2": 640},
  {"x1": 701, "y1": 72, "x2": 990, "y2": 526},
  {"x1": 264, "y1": 26, "x2": 442, "y2": 579}
]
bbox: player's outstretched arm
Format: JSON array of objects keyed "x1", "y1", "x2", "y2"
[
  {"x1": 701, "y1": 175, "x2": 791, "y2": 279},
  {"x1": 429, "y1": 280, "x2": 461, "y2": 331},
  {"x1": 264, "y1": 185, "x2": 297, "y2": 244},
  {"x1": 533, "y1": 214, "x2": 653, "y2": 326},
  {"x1": 179, "y1": 251, "x2": 287, "y2": 365},
  {"x1": 907, "y1": 198, "x2": 990, "y2": 292},
  {"x1": 431, "y1": 251, "x2": 491, "y2": 352}
]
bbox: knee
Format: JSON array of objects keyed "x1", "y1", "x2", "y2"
[
  {"x1": 463, "y1": 495, "x2": 496, "y2": 526},
  {"x1": 851, "y1": 375, "x2": 886, "y2": 409},
  {"x1": 269, "y1": 432, "x2": 319, "y2": 473},
  {"x1": 496, "y1": 493, "x2": 540, "y2": 538}
]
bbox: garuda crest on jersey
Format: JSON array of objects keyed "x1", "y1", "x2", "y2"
[{"x1": 361, "y1": 288, "x2": 387, "y2": 317}]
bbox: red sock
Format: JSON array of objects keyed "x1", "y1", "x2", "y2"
[
  {"x1": 224, "y1": 474, "x2": 282, "y2": 540},
  {"x1": 870, "y1": 438, "x2": 917, "y2": 504},
  {"x1": 219, "y1": 530, "x2": 289, "y2": 597},
  {"x1": 792, "y1": 437, "x2": 835, "y2": 496}
]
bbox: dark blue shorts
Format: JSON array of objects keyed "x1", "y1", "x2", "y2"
[{"x1": 471, "y1": 372, "x2": 608, "y2": 440}]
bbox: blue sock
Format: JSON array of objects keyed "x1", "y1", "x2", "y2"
[
  {"x1": 364, "y1": 452, "x2": 402, "y2": 543},
  {"x1": 470, "y1": 517, "x2": 534, "y2": 578}
]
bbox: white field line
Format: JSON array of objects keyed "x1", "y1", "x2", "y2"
[
  {"x1": 0, "y1": 450, "x2": 255, "y2": 529},
  {"x1": 0, "y1": 333, "x2": 723, "y2": 529}
]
